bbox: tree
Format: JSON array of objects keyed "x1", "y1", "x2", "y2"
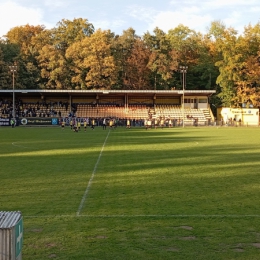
[
  {"x1": 207, "y1": 21, "x2": 239, "y2": 106},
  {"x1": 0, "y1": 47, "x2": 10, "y2": 89},
  {"x1": 66, "y1": 29, "x2": 117, "y2": 89},
  {"x1": 111, "y1": 28, "x2": 138, "y2": 89},
  {"x1": 168, "y1": 24, "x2": 217, "y2": 90},
  {"x1": 123, "y1": 39, "x2": 151, "y2": 89},
  {"x1": 53, "y1": 18, "x2": 94, "y2": 50},
  {"x1": 37, "y1": 18, "x2": 94, "y2": 89},
  {"x1": 209, "y1": 21, "x2": 260, "y2": 107},
  {"x1": 3, "y1": 25, "x2": 45, "y2": 89},
  {"x1": 4, "y1": 24, "x2": 45, "y2": 57},
  {"x1": 168, "y1": 24, "x2": 196, "y2": 63},
  {"x1": 0, "y1": 41, "x2": 21, "y2": 89},
  {"x1": 234, "y1": 81, "x2": 259, "y2": 108},
  {"x1": 38, "y1": 44, "x2": 71, "y2": 89},
  {"x1": 144, "y1": 27, "x2": 178, "y2": 90},
  {"x1": 232, "y1": 23, "x2": 260, "y2": 108}
]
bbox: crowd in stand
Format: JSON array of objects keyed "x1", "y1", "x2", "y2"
[
  {"x1": 0, "y1": 99, "x2": 210, "y2": 127},
  {"x1": 0, "y1": 99, "x2": 69, "y2": 119}
]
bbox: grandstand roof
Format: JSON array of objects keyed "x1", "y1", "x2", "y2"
[{"x1": 0, "y1": 89, "x2": 216, "y2": 98}]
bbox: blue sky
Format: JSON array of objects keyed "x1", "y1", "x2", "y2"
[{"x1": 0, "y1": 0, "x2": 260, "y2": 38}]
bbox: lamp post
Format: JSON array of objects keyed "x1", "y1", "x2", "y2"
[
  {"x1": 179, "y1": 65, "x2": 188, "y2": 127},
  {"x1": 9, "y1": 62, "x2": 17, "y2": 120}
]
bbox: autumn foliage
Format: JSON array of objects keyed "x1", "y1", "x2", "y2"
[{"x1": 1, "y1": 18, "x2": 260, "y2": 108}]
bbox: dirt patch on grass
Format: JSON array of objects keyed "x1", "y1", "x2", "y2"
[
  {"x1": 87, "y1": 235, "x2": 107, "y2": 239},
  {"x1": 233, "y1": 244, "x2": 245, "y2": 252},
  {"x1": 178, "y1": 226, "x2": 193, "y2": 230},
  {"x1": 46, "y1": 243, "x2": 57, "y2": 248},
  {"x1": 26, "y1": 228, "x2": 43, "y2": 233},
  {"x1": 166, "y1": 247, "x2": 180, "y2": 252},
  {"x1": 96, "y1": 235, "x2": 107, "y2": 239},
  {"x1": 48, "y1": 254, "x2": 57, "y2": 258},
  {"x1": 179, "y1": 236, "x2": 196, "y2": 241},
  {"x1": 252, "y1": 243, "x2": 260, "y2": 248},
  {"x1": 233, "y1": 248, "x2": 244, "y2": 252}
]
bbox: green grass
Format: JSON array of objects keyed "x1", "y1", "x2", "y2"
[{"x1": 1, "y1": 125, "x2": 260, "y2": 259}]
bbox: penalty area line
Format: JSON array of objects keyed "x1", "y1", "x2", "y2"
[{"x1": 76, "y1": 130, "x2": 111, "y2": 216}]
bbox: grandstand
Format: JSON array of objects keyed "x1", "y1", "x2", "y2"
[
  {"x1": 75, "y1": 105, "x2": 213, "y2": 125},
  {"x1": 0, "y1": 89, "x2": 215, "y2": 126}
]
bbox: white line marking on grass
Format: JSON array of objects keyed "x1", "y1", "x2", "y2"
[
  {"x1": 12, "y1": 142, "x2": 29, "y2": 148},
  {"x1": 24, "y1": 214, "x2": 260, "y2": 219},
  {"x1": 76, "y1": 214, "x2": 260, "y2": 218},
  {"x1": 25, "y1": 215, "x2": 74, "y2": 218},
  {"x1": 76, "y1": 130, "x2": 110, "y2": 216}
]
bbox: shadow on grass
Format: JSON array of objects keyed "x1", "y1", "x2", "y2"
[{"x1": 1, "y1": 127, "x2": 260, "y2": 216}]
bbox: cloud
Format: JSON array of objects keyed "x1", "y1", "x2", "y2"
[
  {"x1": 132, "y1": 0, "x2": 260, "y2": 35},
  {"x1": 0, "y1": 1, "x2": 47, "y2": 37},
  {"x1": 92, "y1": 18, "x2": 126, "y2": 32},
  {"x1": 1, "y1": 0, "x2": 259, "y2": 39},
  {"x1": 170, "y1": 0, "x2": 259, "y2": 8},
  {"x1": 126, "y1": 5, "x2": 157, "y2": 24},
  {"x1": 126, "y1": 4, "x2": 212, "y2": 33},
  {"x1": 223, "y1": 11, "x2": 241, "y2": 26},
  {"x1": 43, "y1": 0, "x2": 65, "y2": 8},
  {"x1": 249, "y1": 6, "x2": 260, "y2": 12},
  {"x1": 148, "y1": 11, "x2": 212, "y2": 33}
]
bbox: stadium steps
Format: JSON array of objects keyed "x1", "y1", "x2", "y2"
[{"x1": 201, "y1": 109, "x2": 211, "y2": 120}]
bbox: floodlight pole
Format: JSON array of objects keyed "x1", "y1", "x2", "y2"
[
  {"x1": 179, "y1": 66, "x2": 188, "y2": 128},
  {"x1": 9, "y1": 62, "x2": 18, "y2": 120}
]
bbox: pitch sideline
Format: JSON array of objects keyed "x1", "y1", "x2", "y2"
[{"x1": 25, "y1": 214, "x2": 260, "y2": 219}]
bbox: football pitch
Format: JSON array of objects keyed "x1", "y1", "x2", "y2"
[{"x1": 1, "y1": 125, "x2": 260, "y2": 259}]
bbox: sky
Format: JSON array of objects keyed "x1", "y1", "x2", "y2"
[{"x1": 0, "y1": 0, "x2": 260, "y2": 38}]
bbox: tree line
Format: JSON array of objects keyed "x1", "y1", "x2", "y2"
[{"x1": 0, "y1": 18, "x2": 260, "y2": 108}]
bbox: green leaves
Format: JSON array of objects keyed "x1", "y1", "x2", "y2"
[{"x1": 0, "y1": 18, "x2": 260, "y2": 108}]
